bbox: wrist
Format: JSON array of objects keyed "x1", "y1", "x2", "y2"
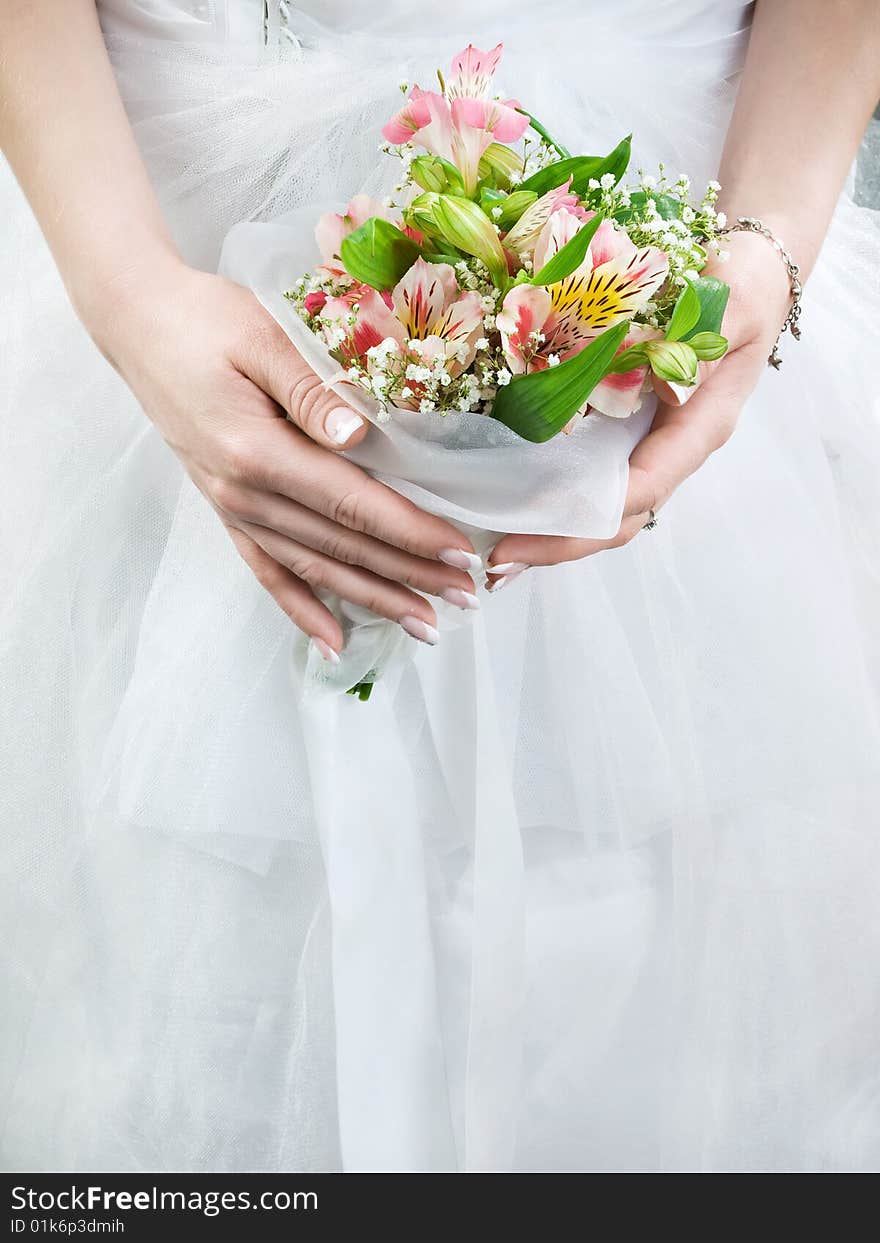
[
  {"x1": 715, "y1": 198, "x2": 820, "y2": 282},
  {"x1": 73, "y1": 239, "x2": 188, "y2": 366}
]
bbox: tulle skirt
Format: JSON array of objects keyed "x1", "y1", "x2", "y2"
[{"x1": 2, "y1": 0, "x2": 880, "y2": 1172}]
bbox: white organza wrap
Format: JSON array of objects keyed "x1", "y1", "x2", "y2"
[{"x1": 220, "y1": 207, "x2": 656, "y2": 694}]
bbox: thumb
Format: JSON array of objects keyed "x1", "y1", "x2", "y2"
[{"x1": 244, "y1": 321, "x2": 370, "y2": 452}]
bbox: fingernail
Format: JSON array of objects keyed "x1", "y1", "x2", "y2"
[
  {"x1": 325, "y1": 407, "x2": 365, "y2": 445},
  {"x1": 440, "y1": 586, "x2": 480, "y2": 611},
  {"x1": 439, "y1": 547, "x2": 483, "y2": 575},
  {"x1": 487, "y1": 561, "x2": 528, "y2": 576},
  {"x1": 400, "y1": 615, "x2": 440, "y2": 645},
  {"x1": 311, "y1": 637, "x2": 341, "y2": 665},
  {"x1": 667, "y1": 382, "x2": 693, "y2": 406},
  {"x1": 487, "y1": 568, "x2": 525, "y2": 593}
]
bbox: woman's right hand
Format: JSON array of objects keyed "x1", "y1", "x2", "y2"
[{"x1": 93, "y1": 257, "x2": 482, "y2": 660}]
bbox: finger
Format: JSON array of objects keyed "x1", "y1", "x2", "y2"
[
  {"x1": 225, "y1": 524, "x2": 343, "y2": 658},
  {"x1": 487, "y1": 526, "x2": 623, "y2": 575},
  {"x1": 236, "y1": 313, "x2": 370, "y2": 452},
  {"x1": 231, "y1": 418, "x2": 482, "y2": 571},
  {"x1": 236, "y1": 520, "x2": 441, "y2": 640},
  {"x1": 216, "y1": 485, "x2": 480, "y2": 608}
]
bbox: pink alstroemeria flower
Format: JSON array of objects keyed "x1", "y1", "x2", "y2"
[
  {"x1": 314, "y1": 194, "x2": 390, "y2": 278},
  {"x1": 319, "y1": 283, "x2": 404, "y2": 364},
  {"x1": 497, "y1": 211, "x2": 669, "y2": 418},
  {"x1": 318, "y1": 260, "x2": 482, "y2": 406},
  {"x1": 382, "y1": 45, "x2": 529, "y2": 194},
  {"x1": 502, "y1": 180, "x2": 588, "y2": 261},
  {"x1": 391, "y1": 258, "x2": 484, "y2": 378}
]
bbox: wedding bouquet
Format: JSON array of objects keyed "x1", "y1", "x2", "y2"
[{"x1": 220, "y1": 41, "x2": 731, "y2": 699}]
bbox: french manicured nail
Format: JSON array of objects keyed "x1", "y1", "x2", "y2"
[
  {"x1": 487, "y1": 561, "x2": 528, "y2": 576},
  {"x1": 667, "y1": 383, "x2": 693, "y2": 406},
  {"x1": 439, "y1": 547, "x2": 483, "y2": 575},
  {"x1": 311, "y1": 637, "x2": 340, "y2": 665},
  {"x1": 487, "y1": 568, "x2": 525, "y2": 592},
  {"x1": 400, "y1": 615, "x2": 440, "y2": 645},
  {"x1": 325, "y1": 407, "x2": 365, "y2": 445},
  {"x1": 440, "y1": 586, "x2": 480, "y2": 611}
]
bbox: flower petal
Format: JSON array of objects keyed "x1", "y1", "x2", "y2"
[
  {"x1": 428, "y1": 290, "x2": 484, "y2": 369},
  {"x1": 544, "y1": 244, "x2": 669, "y2": 352},
  {"x1": 532, "y1": 207, "x2": 590, "y2": 273},
  {"x1": 321, "y1": 287, "x2": 405, "y2": 362},
  {"x1": 391, "y1": 257, "x2": 459, "y2": 339},
  {"x1": 497, "y1": 283, "x2": 553, "y2": 373},
  {"x1": 381, "y1": 86, "x2": 434, "y2": 144},
  {"x1": 588, "y1": 323, "x2": 661, "y2": 418},
  {"x1": 447, "y1": 43, "x2": 503, "y2": 100}
]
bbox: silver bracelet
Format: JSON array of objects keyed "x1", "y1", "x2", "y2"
[{"x1": 718, "y1": 216, "x2": 803, "y2": 369}]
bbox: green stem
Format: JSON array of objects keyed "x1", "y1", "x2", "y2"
[{"x1": 518, "y1": 110, "x2": 571, "y2": 160}]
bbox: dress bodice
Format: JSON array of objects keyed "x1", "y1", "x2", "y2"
[{"x1": 98, "y1": 0, "x2": 753, "y2": 48}]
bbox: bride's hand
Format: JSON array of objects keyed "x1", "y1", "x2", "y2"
[
  {"x1": 485, "y1": 231, "x2": 793, "y2": 586},
  {"x1": 96, "y1": 258, "x2": 482, "y2": 658}
]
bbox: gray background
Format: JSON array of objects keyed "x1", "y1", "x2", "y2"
[{"x1": 855, "y1": 105, "x2": 880, "y2": 209}]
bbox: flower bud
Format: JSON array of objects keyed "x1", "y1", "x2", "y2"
[{"x1": 432, "y1": 195, "x2": 508, "y2": 287}]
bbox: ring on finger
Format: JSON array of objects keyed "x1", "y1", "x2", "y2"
[{"x1": 642, "y1": 508, "x2": 658, "y2": 531}]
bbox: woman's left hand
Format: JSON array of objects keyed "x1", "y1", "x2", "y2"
[{"x1": 486, "y1": 230, "x2": 793, "y2": 586}]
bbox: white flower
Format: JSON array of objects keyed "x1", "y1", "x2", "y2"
[
  {"x1": 496, "y1": 368, "x2": 512, "y2": 386},
  {"x1": 480, "y1": 294, "x2": 497, "y2": 312},
  {"x1": 547, "y1": 353, "x2": 560, "y2": 367},
  {"x1": 587, "y1": 178, "x2": 601, "y2": 190},
  {"x1": 475, "y1": 336, "x2": 490, "y2": 351},
  {"x1": 707, "y1": 179, "x2": 721, "y2": 193},
  {"x1": 681, "y1": 206, "x2": 695, "y2": 224},
  {"x1": 642, "y1": 175, "x2": 657, "y2": 189},
  {"x1": 600, "y1": 172, "x2": 616, "y2": 189},
  {"x1": 715, "y1": 211, "x2": 727, "y2": 229},
  {"x1": 419, "y1": 398, "x2": 434, "y2": 414},
  {"x1": 491, "y1": 205, "x2": 503, "y2": 220},
  {"x1": 400, "y1": 386, "x2": 413, "y2": 399}
]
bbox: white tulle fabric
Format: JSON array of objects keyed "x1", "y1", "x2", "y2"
[{"x1": 2, "y1": 0, "x2": 880, "y2": 1173}]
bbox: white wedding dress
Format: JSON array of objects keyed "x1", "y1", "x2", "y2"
[{"x1": 2, "y1": 0, "x2": 880, "y2": 1173}]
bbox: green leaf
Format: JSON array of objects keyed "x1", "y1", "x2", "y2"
[
  {"x1": 518, "y1": 135, "x2": 632, "y2": 198},
  {"x1": 339, "y1": 218, "x2": 420, "y2": 290},
  {"x1": 614, "y1": 190, "x2": 682, "y2": 223},
  {"x1": 688, "y1": 331, "x2": 729, "y2": 361},
  {"x1": 644, "y1": 340, "x2": 699, "y2": 385},
  {"x1": 666, "y1": 281, "x2": 701, "y2": 341},
  {"x1": 518, "y1": 109, "x2": 571, "y2": 159},
  {"x1": 432, "y1": 195, "x2": 508, "y2": 287},
  {"x1": 490, "y1": 321, "x2": 629, "y2": 443},
  {"x1": 530, "y1": 212, "x2": 603, "y2": 287},
  {"x1": 680, "y1": 276, "x2": 730, "y2": 339}
]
